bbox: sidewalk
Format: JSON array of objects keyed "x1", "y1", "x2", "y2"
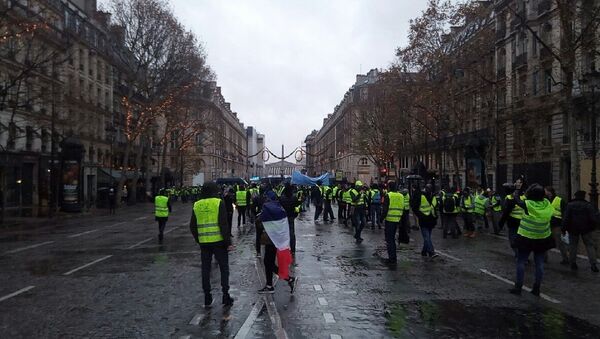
[{"x1": 0, "y1": 203, "x2": 151, "y2": 233}]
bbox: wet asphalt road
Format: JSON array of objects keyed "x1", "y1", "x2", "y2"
[{"x1": 1, "y1": 203, "x2": 600, "y2": 338}]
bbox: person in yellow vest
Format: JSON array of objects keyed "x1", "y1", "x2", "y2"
[
  {"x1": 189, "y1": 182, "x2": 234, "y2": 308},
  {"x1": 349, "y1": 181, "x2": 367, "y2": 243},
  {"x1": 323, "y1": 184, "x2": 335, "y2": 222},
  {"x1": 342, "y1": 185, "x2": 352, "y2": 226},
  {"x1": 235, "y1": 185, "x2": 250, "y2": 227},
  {"x1": 154, "y1": 189, "x2": 172, "y2": 244},
  {"x1": 499, "y1": 177, "x2": 527, "y2": 258},
  {"x1": 460, "y1": 187, "x2": 476, "y2": 237},
  {"x1": 509, "y1": 184, "x2": 555, "y2": 297},
  {"x1": 400, "y1": 188, "x2": 411, "y2": 235},
  {"x1": 473, "y1": 188, "x2": 490, "y2": 230},
  {"x1": 382, "y1": 182, "x2": 406, "y2": 264},
  {"x1": 441, "y1": 187, "x2": 460, "y2": 239},
  {"x1": 313, "y1": 180, "x2": 325, "y2": 222},
  {"x1": 544, "y1": 186, "x2": 569, "y2": 265},
  {"x1": 411, "y1": 184, "x2": 439, "y2": 259},
  {"x1": 489, "y1": 189, "x2": 504, "y2": 235}
]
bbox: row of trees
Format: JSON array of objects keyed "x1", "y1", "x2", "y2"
[{"x1": 354, "y1": 0, "x2": 600, "y2": 193}]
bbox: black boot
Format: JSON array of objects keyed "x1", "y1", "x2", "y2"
[
  {"x1": 222, "y1": 293, "x2": 234, "y2": 307},
  {"x1": 509, "y1": 284, "x2": 522, "y2": 295},
  {"x1": 204, "y1": 294, "x2": 213, "y2": 308},
  {"x1": 592, "y1": 264, "x2": 599, "y2": 273},
  {"x1": 531, "y1": 283, "x2": 541, "y2": 297}
]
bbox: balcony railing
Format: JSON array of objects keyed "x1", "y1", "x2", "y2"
[
  {"x1": 513, "y1": 53, "x2": 528, "y2": 69},
  {"x1": 496, "y1": 28, "x2": 506, "y2": 40}
]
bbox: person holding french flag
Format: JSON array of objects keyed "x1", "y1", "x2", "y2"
[{"x1": 256, "y1": 190, "x2": 298, "y2": 294}]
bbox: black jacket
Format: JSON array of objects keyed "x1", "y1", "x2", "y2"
[
  {"x1": 562, "y1": 199, "x2": 598, "y2": 235},
  {"x1": 279, "y1": 194, "x2": 301, "y2": 218},
  {"x1": 189, "y1": 198, "x2": 231, "y2": 247}
]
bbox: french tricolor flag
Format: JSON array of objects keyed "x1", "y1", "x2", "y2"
[{"x1": 261, "y1": 200, "x2": 293, "y2": 280}]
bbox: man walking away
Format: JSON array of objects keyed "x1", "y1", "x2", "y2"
[
  {"x1": 460, "y1": 188, "x2": 476, "y2": 238},
  {"x1": 155, "y1": 189, "x2": 172, "y2": 244},
  {"x1": 342, "y1": 186, "x2": 353, "y2": 226},
  {"x1": 499, "y1": 177, "x2": 526, "y2": 259},
  {"x1": 412, "y1": 184, "x2": 439, "y2": 258},
  {"x1": 545, "y1": 186, "x2": 569, "y2": 265},
  {"x1": 490, "y1": 190, "x2": 504, "y2": 235},
  {"x1": 441, "y1": 188, "x2": 460, "y2": 239},
  {"x1": 370, "y1": 184, "x2": 383, "y2": 229},
  {"x1": 562, "y1": 191, "x2": 599, "y2": 273},
  {"x1": 323, "y1": 184, "x2": 335, "y2": 222},
  {"x1": 279, "y1": 184, "x2": 302, "y2": 256},
  {"x1": 382, "y1": 182, "x2": 405, "y2": 264},
  {"x1": 313, "y1": 181, "x2": 324, "y2": 222},
  {"x1": 189, "y1": 182, "x2": 234, "y2": 308},
  {"x1": 401, "y1": 188, "x2": 411, "y2": 234},
  {"x1": 224, "y1": 188, "x2": 235, "y2": 231},
  {"x1": 235, "y1": 185, "x2": 250, "y2": 227},
  {"x1": 337, "y1": 184, "x2": 347, "y2": 223},
  {"x1": 350, "y1": 181, "x2": 367, "y2": 243}
]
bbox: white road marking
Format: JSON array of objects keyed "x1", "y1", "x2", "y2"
[
  {"x1": 436, "y1": 250, "x2": 462, "y2": 261},
  {"x1": 234, "y1": 299, "x2": 266, "y2": 339},
  {"x1": 63, "y1": 255, "x2": 113, "y2": 276},
  {"x1": 109, "y1": 221, "x2": 126, "y2": 227},
  {"x1": 486, "y1": 233, "x2": 506, "y2": 240},
  {"x1": 330, "y1": 335, "x2": 342, "y2": 339},
  {"x1": 0, "y1": 286, "x2": 35, "y2": 302},
  {"x1": 479, "y1": 269, "x2": 561, "y2": 304},
  {"x1": 314, "y1": 284, "x2": 323, "y2": 292},
  {"x1": 550, "y1": 248, "x2": 600, "y2": 263},
  {"x1": 318, "y1": 297, "x2": 329, "y2": 306},
  {"x1": 135, "y1": 216, "x2": 149, "y2": 221},
  {"x1": 189, "y1": 313, "x2": 203, "y2": 325},
  {"x1": 67, "y1": 229, "x2": 98, "y2": 238},
  {"x1": 178, "y1": 336, "x2": 191, "y2": 339},
  {"x1": 4, "y1": 241, "x2": 55, "y2": 255},
  {"x1": 164, "y1": 227, "x2": 178, "y2": 235},
  {"x1": 323, "y1": 312, "x2": 336, "y2": 324},
  {"x1": 127, "y1": 237, "x2": 153, "y2": 249}
]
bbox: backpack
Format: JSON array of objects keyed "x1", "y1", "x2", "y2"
[
  {"x1": 371, "y1": 190, "x2": 381, "y2": 204},
  {"x1": 443, "y1": 195, "x2": 456, "y2": 213}
]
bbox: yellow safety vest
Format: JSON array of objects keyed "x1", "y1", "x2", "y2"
[
  {"x1": 507, "y1": 194, "x2": 525, "y2": 219},
  {"x1": 342, "y1": 190, "x2": 352, "y2": 204},
  {"x1": 491, "y1": 196, "x2": 503, "y2": 212},
  {"x1": 551, "y1": 196, "x2": 562, "y2": 219},
  {"x1": 193, "y1": 198, "x2": 224, "y2": 244},
  {"x1": 517, "y1": 199, "x2": 553, "y2": 239},
  {"x1": 350, "y1": 189, "x2": 365, "y2": 206},
  {"x1": 155, "y1": 195, "x2": 169, "y2": 217},
  {"x1": 385, "y1": 192, "x2": 405, "y2": 222},
  {"x1": 403, "y1": 193, "x2": 410, "y2": 211},
  {"x1": 236, "y1": 190, "x2": 247, "y2": 206},
  {"x1": 419, "y1": 195, "x2": 437, "y2": 217},
  {"x1": 474, "y1": 195, "x2": 487, "y2": 215},
  {"x1": 463, "y1": 195, "x2": 474, "y2": 213}
]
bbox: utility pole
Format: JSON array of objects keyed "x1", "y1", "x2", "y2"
[
  {"x1": 49, "y1": 60, "x2": 57, "y2": 218},
  {"x1": 280, "y1": 144, "x2": 284, "y2": 178}
]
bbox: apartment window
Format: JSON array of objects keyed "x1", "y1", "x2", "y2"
[
  {"x1": 41, "y1": 129, "x2": 48, "y2": 152},
  {"x1": 7, "y1": 122, "x2": 16, "y2": 149},
  {"x1": 25, "y1": 126, "x2": 33, "y2": 150},
  {"x1": 79, "y1": 49, "x2": 84, "y2": 71},
  {"x1": 545, "y1": 69, "x2": 553, "y2": 94},
  {"x1": 359, "y1": 158, "x2": 368, "y2": 166},
  {"x1": 532, "y1": 70, "x2": 539, "y2": 96}
]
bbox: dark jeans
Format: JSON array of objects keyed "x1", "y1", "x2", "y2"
[
  {"x1": 516, "y1": 248, "x2": 545, "y2": 287},
  {"x1": 508, "y1": 227, "x2": 518, "y2": 257},
  {"x1": 338, "y1": 202, "x2": 346, "y2": 220},
  {"x1": 314, "y1": 202, "x2": 323, "y2": 220},
  {"x1": 401, "y1": 212, "x2": 410, "y2": 233},
  {"x1": 227, "y1": 212, "x2": 233, "y2": 230},
  {"x1": 385, "y1": 221, "x2": 399, "y2": 261},
  {"x1": 323, "y1": 200, "x2": 334, "y2": 221},
  {"x1": 264, "y1": 243, "x2": 278, "y2": 286},
  {"x1": 200, "y1": 244, "x2": 230, "y2": 295},
  {"x1": 569, "y1": 232, "x2": 598, "y2": 266},
  {"x1": 370, "y1": 203, "x2": 382, "y2": 227},
  {"x1": 237, "y1": 206, "x2": 246, "y2": 226},
  {"x1": 353, "y1": 206, "x2": 367, "y2": 239},
  {"x1": 463, "y1": 213, "x2": 475, "y2": 232},
  {"x1": 288, "y1": 217, "x2": 296, "y2": 254},
  {"x1": 420, "y1": 226, "x2": 435, "y2": 255},
  {"x1": 442, "y1": 214, "x2": 459, "y2": 236},
  {"x1": 157, "y1": 217, "x2": 168, "y2": 241}
]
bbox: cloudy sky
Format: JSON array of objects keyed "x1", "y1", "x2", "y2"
[{"x1": 169, "y1": 0, "x2": 427, "y2": 161}]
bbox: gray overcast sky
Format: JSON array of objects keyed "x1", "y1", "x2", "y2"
[{"x1": 169, "y1": 0, "x2": 427, "y2": 160}]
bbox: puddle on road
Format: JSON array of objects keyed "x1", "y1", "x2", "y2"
[{"x1": 386, "y1": 300, "x2": 600, "y2": 338}]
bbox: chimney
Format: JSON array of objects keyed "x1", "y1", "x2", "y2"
[{"x1": 95, "y1": 11, "x2": 111, "y2": 28}]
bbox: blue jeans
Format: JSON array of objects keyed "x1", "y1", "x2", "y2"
[
  {"x1": 420, "y1": 227, "x2": 434, "y2": 255},
  {"x1": 508, "y1": 227, "x2": 518, "y2": 257},
  {"x1": 516, "y1": 249, "x2": 545, "y2": 287},
  {"x1": 353, "y1": 206, "x2": 366, "y2": 239},
  {"x1": 370, "y1": 203, "x2": 382, "y2": 227},
  {"x1": 385, "y1": 221, "x2": 399, "y2": 261}
]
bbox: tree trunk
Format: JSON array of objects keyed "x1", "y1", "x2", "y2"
[{"x1": 130, "y1": 143, "x2": 143, "y2": 204}]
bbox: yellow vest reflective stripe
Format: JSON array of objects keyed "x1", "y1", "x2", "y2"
[
  {"x1": 194, "y1": 198, "x2": 224, "y2": 244},
  {"x1": 551, "y1": 196, "x2": 562, "y2": 219},
  {"x1": 517, "y1": 199, "x2": 553, "y2": 239},
  {"x1": 507, "y1": 195, "x2": 525, "y2": 219},
  {"x1": 386, "y1": 192, "x2": 404, "y2": 222},
  {"x1": 236, "y1": 190, "x2": 247, "y2": 206},
  {"x1": 342, "y1": 191, "x2": 352, "y2": 204},
  {"x1": 403, "y1": 193, "x2": 410, "y2": 211},
  {"x1": 155, "y1": 195, "x2": 169, "y2": 217},
  {"x1": 419, "y1": 195, "x2": 437, "y2": 217},
  {"x1": 463, "y1": 195, "x2": 474, "y2": 213},
  {"x1": 474, "y1": 195, "x2": 487, "y2": 215}
]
